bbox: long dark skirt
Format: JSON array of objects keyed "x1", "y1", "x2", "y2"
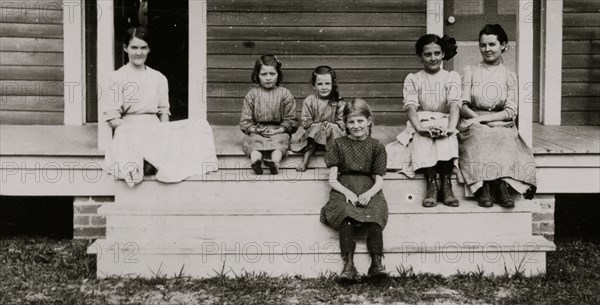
[{"x1": 321, "y1": 174, "x2": 388, "y2": 231}]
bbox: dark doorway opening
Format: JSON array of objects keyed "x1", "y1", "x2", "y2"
[{"x1": 0, "y1": 196, "x2": 73, "y2": 238}]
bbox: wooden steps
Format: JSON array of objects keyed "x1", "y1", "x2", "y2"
[{"x1": 88, "y1": 158, "x2": 555, "y2": 278}]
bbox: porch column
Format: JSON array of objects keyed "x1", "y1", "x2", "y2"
[
  {"x1": 540, "y1": 0, "x2": 563, "y2": 125},
  {"x1": 63, "y1": 0, "x2": 85, "y2": 125},
  {"x1": 517, "y1": 1, "x2": 534, "y2": 147},
  {"x1": 188, "y1": 1, "x2": 207, "y2": 120},
  {"x1": 426, "y1": 0, "x2": 443, "y2": 36},
  {"x1": 96, "y1": 0, "x2": 115, "y2": 151}
]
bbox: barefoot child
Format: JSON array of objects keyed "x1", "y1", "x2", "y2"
[
  {"x1": 239, "y1": 55, "x2": 298, "y2": 174},
  {"x1": 320, "y1": 99, "x2": 388, "y2": 281},
  {"x1": 291, "y1": 66, "x2": 346, "y2": 172}
]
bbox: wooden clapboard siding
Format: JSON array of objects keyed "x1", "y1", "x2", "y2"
[
  {"x1": 562, "y1": 0, "x2": 600, "y2": 125},
  {"x1": 207, "y1": 0, "x2": 426, "y2": 125},
  {"x1": 0, "y1": 0, "x2": 64, "y2": 125}
]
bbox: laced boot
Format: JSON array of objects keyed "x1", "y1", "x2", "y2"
[
  {"x1": 367, "y1": 253, "x2": 387, "y2": 278},
  {"x1": 476, "y1": 181, "x2": 493, "y2": 207},
  {"x1": 496, "y1": 180, "x2": 515, "y2": 208},
  {"x1": 422, "y1": 171, "x2": 438, "y2": 207},
  {"x1": 339, "y1": 253, "x2": 358, "y2": 281},
  {"x1": 440, "y1": 173, "x2": 459, "y2": 207}
]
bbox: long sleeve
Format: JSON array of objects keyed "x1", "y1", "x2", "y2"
[
  {"x1": 402, "y1": 73, "x2": 419, "y2": 110},
  {"x1": 446, "y1": 71, "x2": 463, "y2": 107},
  {"x1": 335, "y1": 100, "x2": 346, "y2": 131},
  {"x1": 461, "y1": 65, "x2": 473, "y2": 106},
  {"x1": 504, "y1": 71, "x2": 518, "y2": 121},
  {"x1": 239, "y1": 91, "x2": 257, "y2": 134},
  {"x1": 157, "y1": 73, "x2": 170, "y2": 116},
  {"x1": 280, "y1": 89, "x2": 298, "y2": 134},
  {"x1": 300, "y1": 96, "x2": 315, "y2": 129},
  {"x1": 102, "y1": 72, "x2": 123, "y2": 121}
]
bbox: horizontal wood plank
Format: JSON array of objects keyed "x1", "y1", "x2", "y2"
[
  {"x1": 562, "y1": 82, "x2": 600, "y2": 97},
  {"x1": 208, "y1": 26, "x2": 423, "y2": 41},
  {"x1": 206, "y1": 83, "x2": 403, "y2": 98},
  {"x1": 208, "y1": 69, "x2": 411, "y2": 83},
  {"x1": 562, "y1": 68, "x2": 600, "y2": 82},
  {"x1": 208, "y1": 41, "x2": 415, "y2": 55},
  {"x1": 0, "y1": 51, "x2": 63, "y2": 66},
  {"x1": 562, "y1": 40, "x2": 600, "y2": 55},
  {"x1": 563, "y1": 0, "x2": 600, "y2": 13},
  {"x1": 561, "y1": 97, "x2": 600, "y2": 111},
  {"x1": 0, "y1": 8, "x2": 63, "y2": 24},
  {"x1": 208, "y1": 55, "x2": 421, "y2": 69},
  {"x1": 207, "y1": 0, "x2": 426, "y2": 13},
  {"x1": 563, "y1": 13, "x2": 600, "y2": 27},
  {"x1": 0, "y1": 65, "x2": 63, "y2": 80},
  {"x1": 0, "y1": 80, "x2": 64, "y2": 96},
  {"x1": 207, "y1": 112, "x2": 407, "y2": 125},
  {"x1": 0, "y1": 37, "x2": 63, "y2": 52},
  {"x1": 562, "y1": 54, "x2": 600, "y2": 68},
  {"x1": 207, "y1": 12, "x2": 426, "y2": 26},
  {"x1": 563, "y1": 27, "x2": 600, "y2": 40},
  {"x1": 207, "y1": 97, "x2": 405, "y2": 112},
  {"x1": 0, "y1": 0, "x2": 63, "y2": 9},
  {"x1": 561, "y1": 111, "x2": 600, "y2": 126},
  {"x1": 0, "y1": 110, "x2": 63, "y2": 124},
  {"x1": 0, "y1": 23, "x2": 63, "y2": 38},
  {"x1": 1, "y1": 95, "x2": 63, "y2": 112}
]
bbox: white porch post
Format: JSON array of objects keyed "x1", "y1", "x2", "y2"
[
  {"x1": 188, "y1": 0, "x2": 207, "y2": 120},
  {"x1": 97, "y1": 0, "x2": 115, "y2": 151},
  {"x1": 517, "y1": 1, "x2": 534, "y2": 147},
  {"x1": 63, "y1": 0, "x2": 85, "y2": 125},
  {"x1": 426, "y1": 0, "x2": 443, "y2": 36},
  {"x1": 540, "y1": 0, "x2": 563, "y2": 125}
]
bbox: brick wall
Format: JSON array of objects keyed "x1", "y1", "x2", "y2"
[
  {"x1": 73, "y1": 196, "x2": 114, "y2": 239},
  {"x1": 531, "y1": 195, "x2": 555, "y2": 241}
]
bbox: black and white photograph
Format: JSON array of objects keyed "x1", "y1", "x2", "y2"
[{"x1": 1, "y1": 0, "x2": 599, "y2": 304}]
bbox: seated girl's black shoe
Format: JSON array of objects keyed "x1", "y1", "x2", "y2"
[
  {"x1": 367, "y1": 254, "x2": 387, "y2": 278},
  {"x1": 263, "y1": 159, "x2": 279, "y2": 175},
  {"x1": 339, "y1": 253, "x2": 358, "y2": 282},
  {"x1": 496, "y1": 181, "x2": 515, "y2": 208},
  {"x1": 251, "y1": 161, "x2": 263, "y2": 175},
  {"x1": 476, "y1": 181, "x2": 493, "y2": 207}
]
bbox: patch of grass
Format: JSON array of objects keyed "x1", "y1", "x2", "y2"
[{"x1": 1, "y1": 237, "x2": 599, "y2": 304}]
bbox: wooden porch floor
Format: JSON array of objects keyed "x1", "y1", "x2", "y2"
[{"x1": 0, "y1": 123, "x2": 598, "y2": 156}]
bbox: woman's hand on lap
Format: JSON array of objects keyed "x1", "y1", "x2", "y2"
[
  {"x1": 345, "y1": 192, "x2": 359, "y2": 206},
  {"x1": 357, "y1": 191, "x2": 374, "y2": 207}
]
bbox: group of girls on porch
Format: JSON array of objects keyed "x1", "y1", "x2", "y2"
[{"x1": 103, "y1": 24, "x2": 537, "y2": 281}]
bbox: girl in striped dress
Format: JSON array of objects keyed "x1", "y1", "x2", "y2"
[
  {"x1": 291, "y1": 65, "x2": 346, "y2": 172},
  {"x1": 239, "y1": 55, "x2": 298, "y2": 175}
]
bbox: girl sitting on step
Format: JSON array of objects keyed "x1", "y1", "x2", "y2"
[
  {"x1": 320, "y1": 98, "x2": 388, "y2": 281},
  {"x1": 386, "y1": 34, "x2": 461, "y2": 208},
  {"x1": 239, "y1": 55, "x2": 298, "y2": 175},
  {"x1": 290, "y1": 65, "x2": 346, "y2": 172}
]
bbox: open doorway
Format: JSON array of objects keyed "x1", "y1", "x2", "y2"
[{"x1": 112, "y1": 0, "x2": 189, "y2": 121}]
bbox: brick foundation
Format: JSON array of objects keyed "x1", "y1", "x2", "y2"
[
  {"x1": 73, "y1": 196, "x2": 114, "y2": 239},
  {"x1": 531, "y1": 195, "x2": 555, "y2": 241}
]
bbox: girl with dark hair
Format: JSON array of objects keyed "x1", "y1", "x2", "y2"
[
  {"x1": 321, "y1": 98, "x2": 388, "y2": 281},
  {"x1": 102, "y1": 27, "x2": 218, "y2": 186},
  {"x1": 240, "y1": 55, "x2": 298, "y2": 175},
  {"x1": 386, "y1": 34, "x2": 462, "y2": 207},
  {"x1": 458, "y1": 24, "x2": 537, "y2": 208},
  {"x1": 291, "y1": 66, "x2": 346, "y2": 172}
]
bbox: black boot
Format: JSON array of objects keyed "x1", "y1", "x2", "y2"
[
  {"x1": 440, "y1": 173, "x2": 459, "y2": 207},
  {"x1": 422, "y1": 170, "x2": 438, "y2": 207},
  {"x1": 496, "y1": 180, "x2": 515, "y2": 208},
  {"x1": 476, "y1": 181, "x2": 493, "y2": 207},
  {"x1": 339, "y1": 253, "x2": 358, "y2": 281},
  {"x1": 367, "y1": 253, "x2": 387, "y2": 278}
]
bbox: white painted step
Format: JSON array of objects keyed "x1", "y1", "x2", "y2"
[
  {"x1": 114, "y1": 171, "x2": 470, "y2": 205},
  {"x1": 88, "y1": 236, "x2": 554, "y2": 278},
  {"x1": 102, "y1": 200, "x2": 535, "y2": 239}
]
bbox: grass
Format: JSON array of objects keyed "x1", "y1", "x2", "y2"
[{"x1": 1, "y1": 237, "x2": 599, "y2": 305}]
